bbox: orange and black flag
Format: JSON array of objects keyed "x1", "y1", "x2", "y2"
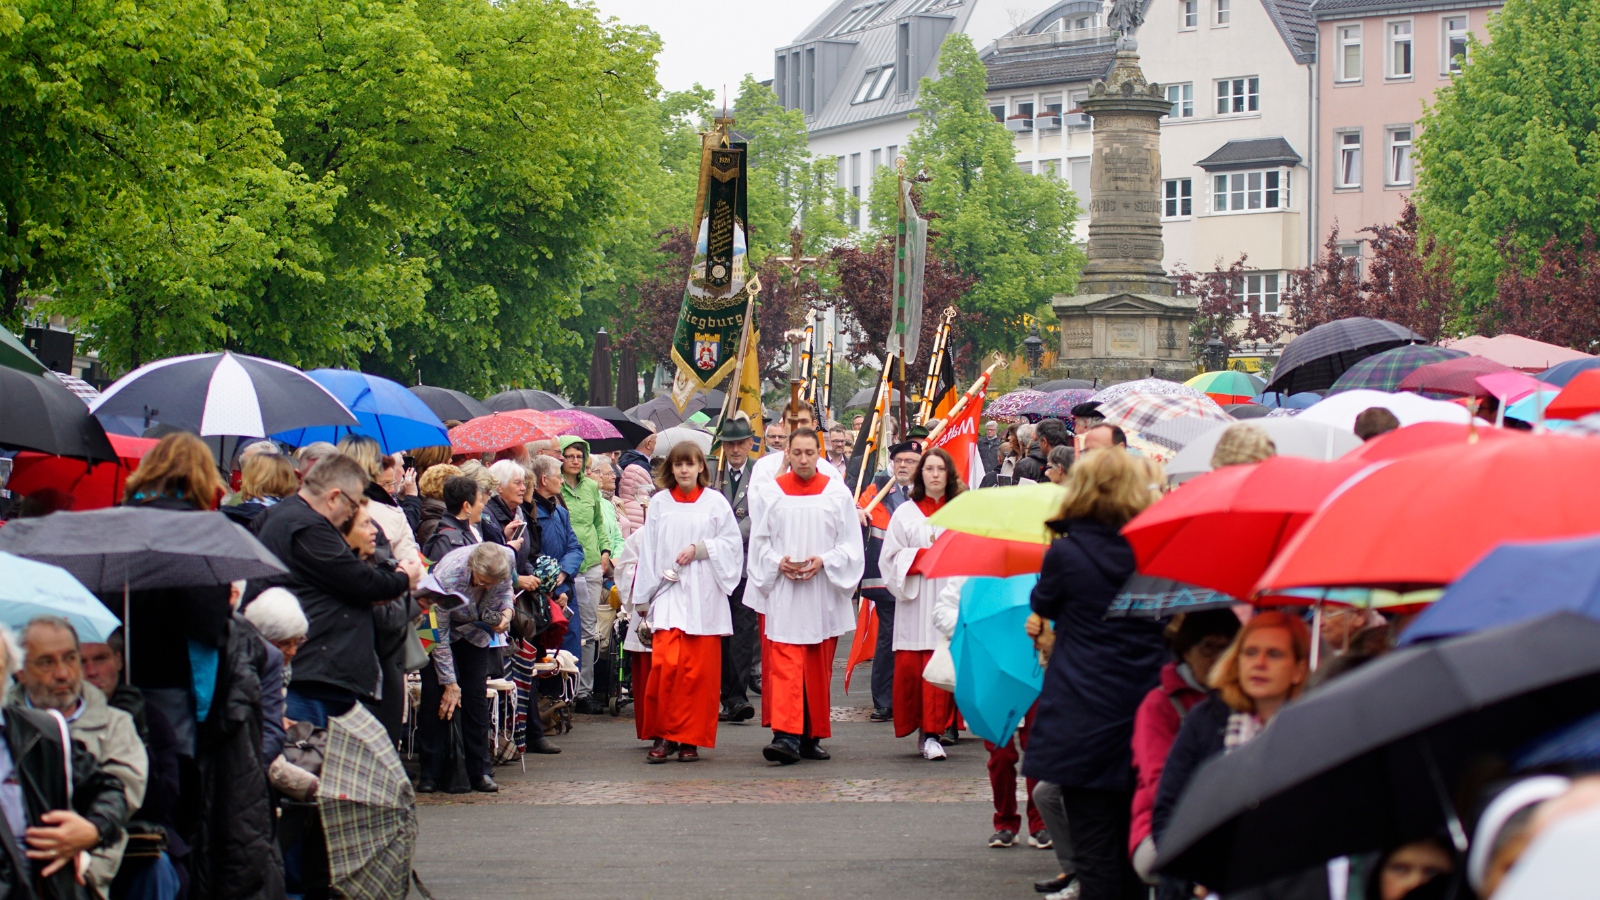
[{"x1": 931, "y1": 357, "x2": 960, "y2": 421}]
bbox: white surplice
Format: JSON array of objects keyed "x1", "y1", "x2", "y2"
[
  {"x1": 616, "y1": 529, "x2": 649, "y2": 653},
  {"x1": 750, "y1": 451, "x2": 842, "y2": 487},
  {"x1": 631, "y1": 488, "x2": 744, "y2": 637},
  {"x1": 879, "y1": 500, "x2": 950, "y2": 652},
  {"x1": 745, "y1": 474, "x2": 864, "y2": 645}
]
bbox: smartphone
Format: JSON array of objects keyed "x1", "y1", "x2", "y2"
[
  {"x1": 402, "y1": 455, "x2": 416, "y2": 469},
  {"x1": 506, "y1": 519, "x2": 525, "y2": 537}
]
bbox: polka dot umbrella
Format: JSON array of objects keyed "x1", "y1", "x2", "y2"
[{"x1": 448, "y1": 410, "x2": 560, "y2": 455}]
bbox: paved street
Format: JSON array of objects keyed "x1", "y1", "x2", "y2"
[{"x1": 413, "y1": 640, "x2": 1055, "y2": 899}]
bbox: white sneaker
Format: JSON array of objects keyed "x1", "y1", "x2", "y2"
[
  {"x1": 1044, "y1": 882, "x2": 1080, "y2": 900},
  {"x1": 921, "y1": 736, "x2": 947, "y2": 760}
]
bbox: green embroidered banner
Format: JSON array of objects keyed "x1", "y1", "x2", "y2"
[{"x1": 671, "y1": 140, "x2": 755, "y2": 412}]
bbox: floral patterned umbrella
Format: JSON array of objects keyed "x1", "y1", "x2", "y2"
[
  {"x1": 1090, "y1": 378, "x2": 1211, "y2": 405},
  {"x1": 1018, "y1": 389, "x2": 1098, "y2": 428},
  {"x1": 448, "y1": 411, "x2": 559, "y2": 455},
  {"x1": 984, "y1": 389, "x2": 1046, "y2": 422},
  {"x1": 547, "y1": 408, "x2": 626, "y2": 453}
]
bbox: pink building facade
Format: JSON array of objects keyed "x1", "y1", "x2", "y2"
[{"x1": 1312, "y1": 0, "x2": 1499, "y2": 260}]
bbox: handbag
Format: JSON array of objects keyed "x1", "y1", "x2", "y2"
[
  {"x1": 400, "y1": 630, "x2": 430, "y2": 673},
  {"x1": 439, "y1": 716, "x2": 473, "y2": 794},
  {"x1": 923, "y1": 635, "x2": 956, "y2": 692}
]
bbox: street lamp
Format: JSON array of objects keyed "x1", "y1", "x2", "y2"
[
  {"x1": 1023, "y1": 324, "x2": 1044, "y2": 376},
  {"x1": 1204, "y1": 329, "x2": 1228, "y2": 373}
]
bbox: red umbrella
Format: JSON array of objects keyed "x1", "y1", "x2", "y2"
[
  {"x1": 1257, "y1": 435, "x2": 1600, "y2": 594},
  {"x1": 1396, "y1": 355, "x2": 1513, "y2": 399},
  {"x1": 909, "y1": 529, "x2": 1047, "y2": 579},
  {"x1": 6, "y1": 434, "x2": 160, "y2": 510},
  {"x1": 1122, "y1": 456, "x2": 1368, "y2": 600},
  {"x1": 448, "y1": 412, "x2": 558, "y2": 455},
  {"x1": 1544, "y1": 369, "x2": 1600, "y2": 420},
  {"x1": 1342, "y1": 421, "x2": 1523, "y2": 464}
]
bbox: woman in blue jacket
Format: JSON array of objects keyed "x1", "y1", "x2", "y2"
[{"x1": 531, "y1": 455, "x2": 585, "y2": 662}]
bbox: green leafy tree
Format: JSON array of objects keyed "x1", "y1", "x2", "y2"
[
  {"x1": 731, "y1": 76, "x2": 855, "y2": 262},
  {"x1": 874, "y1": 33, "x2": 1083, "y2": 357},
  {"x1": 1414, "y1": 0, "x2": 1600, "y2": 318}
]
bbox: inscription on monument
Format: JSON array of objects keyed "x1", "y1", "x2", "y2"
[{"x1": 1109, "y1": 324, "x2": 1141, "y2": 354}]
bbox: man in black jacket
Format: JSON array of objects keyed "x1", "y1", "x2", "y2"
[{"x1": 249, "y1": 455, "x2": 420, "y2": 727}]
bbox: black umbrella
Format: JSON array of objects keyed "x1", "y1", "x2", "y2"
[
  {"x1": 1035, "y1": 378, "x2": 1095, "y2": 391},
  {"x1": 846, "y1": 387, "x2": 900, "y2": 408},
  {"x1": 89, "y1": 351, "x2": 357, "y2": 438},
  {"x1": 408, "y1": 385, "x2": 490, "y2": 423},
  {"x1": 485, "y1": 388, "x2": 571, "y2": 412},
  {"x1": 578, "y1": 406, "x2": 651, "y2": 448},
  {"x1": 628, "y1": 395, "x2": 699, "y2": 429},
  {"x1": 1223, "y1": 403, "x2": 1272, "y2": 419},
  {"x1": 1156, "y1": 612, "x2": 1600, "y2": 893},
  {"x1": 1103, "y1": 574, "x2": 1235, "y2": 619},
  {"x1": 614, "y1": 346, "x2": 639, "y2": 409},
  {"x1": 0, "y1": 367, "x2": 117, "y2": 459},
  {"x1": 587, "y1": 329, "x2": 613, "y2": 408},
  {"x1": 1263, "y1": 318, "x2": 1424, "y2": 395}
]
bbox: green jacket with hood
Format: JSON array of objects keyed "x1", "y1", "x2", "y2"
[{"x1": 559, "y1": 436, "x2": 620, "y2": 570}]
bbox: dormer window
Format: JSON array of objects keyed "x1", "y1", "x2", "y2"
[
  {"x1": 1031, "y1": 1, "x2": 1106, "y2": 36},
  {"x1": 829, "y1": 0, "x2": 892, "y2": 36},
  {"x1": 851, "y1": 66, "x2": 897, "y2": 103}
]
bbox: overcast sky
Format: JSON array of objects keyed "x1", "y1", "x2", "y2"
[{"x1": 588, "y1": 0, "x2": 828, "y2": 97}]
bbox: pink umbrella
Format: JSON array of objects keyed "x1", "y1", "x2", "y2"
[
  {"x1": 547, "y1": 408, "x2": 625, "y2": 450},
  {"x1": 1443, "y1": 334, "x2": 1594, "y2": 373}
]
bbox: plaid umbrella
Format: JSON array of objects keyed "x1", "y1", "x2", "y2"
[
  {"x1": 1017, "y1": 389, "x2": 1097, "y2": 424},
  {"x1": 1091, "y1": 378, "x2": 1209, "y2": 405},
  {"x1": 984, "y1": 389, "x2": 1046, "y2": 421},
  {"x1": 448, "y1": 410, "x2": 559, "y2": 454},
  {"x1": 319, "y1": 704, "x2": 417, "y2": 900},
  {"x1": 1397, "y1": 355, "x2": 1513, "y2": 399},
  {"x1": 1265, "y1": 317, "x2": 1424, "y2": 395},
  {"x1": 1098, "y1": 392, "x2": 1230, "y2": 433},
  {"x1": 1140, "y1": 415, "x2": 1235, "y2": 451},
  {"x1": 1326, "y1": 345, "x2": 1467, "y2": 395}
]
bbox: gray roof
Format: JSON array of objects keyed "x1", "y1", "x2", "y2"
[
  {"x1": 985, "y1": 45, "x2": 1118, "y2": 90},
  {"x1": 1196, "y1": 137, "x2": 1304, "y2": 171},
  {"x1": 1310, "y1": 0, "x2": 1500, "y2": 19},
  {"x1": 1259, "y1": 0, "x2": 1317, "y2": 62}
]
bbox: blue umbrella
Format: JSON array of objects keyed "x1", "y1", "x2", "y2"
[
  {"x1": 0, "y1": 552, "x2": 121, "y2": 642},
  {"x1": 1400, "y1": 534, "x2": 1600, "y2": 646},
  {"x1": 951, "y1": 574, "x2": 1043, "y2": 746},
  {"x1": 273, "y1": 369, "x2": 448, "y2": 453},
  {"x1": 1536, "y1": 357, "x2": 1600, "y2": 388},
  {"x1": 1252, "y1": 391, "x2": 1322, "y2": 409}
]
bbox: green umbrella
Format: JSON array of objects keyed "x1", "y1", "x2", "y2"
[
  {"x1": 926, "y1": 483, "x2": 1068, "y2": 545},
  {"x1": 0, "y1": 328, "x2": 46, "y2": 375}
]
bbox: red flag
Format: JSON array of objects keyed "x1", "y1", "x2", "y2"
[
  {"x1": 842, "y1": 599, "x2": 878, "y2": 694},
  {"x1": 930, "y1": 382, "x2": 985, "y2": 488},
  {"x1": 855, "y1": 484, "x2": 891, "y2": 530}
]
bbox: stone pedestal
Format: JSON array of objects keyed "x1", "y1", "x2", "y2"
[{"x1": 1052, "y1": 47, "x2": 1197, "y2": 383}]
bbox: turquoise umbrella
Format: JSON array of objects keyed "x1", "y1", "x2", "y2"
[
  {"x1": 951, "y1": 574, "x2": 1043, "y2": 746},
  {"x1": 0, "y1": 552, "x2": 121, "y2": 642}
]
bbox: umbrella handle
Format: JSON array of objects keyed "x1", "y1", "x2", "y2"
[{"x1": 1422, "y1": 739, "x2": 1469, "y2": 854}]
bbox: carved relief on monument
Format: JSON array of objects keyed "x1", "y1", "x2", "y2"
[
  {"x1": 1160, "y1": 321, "x2": 1180, "y2": 351},
  {"x1": 1065, "y1": 322, "x2": 1093, "y2": 349}
]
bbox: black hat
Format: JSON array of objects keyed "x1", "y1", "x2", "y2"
[
  {"x1": 1070, "y1": 401, "x2": 1103, "y2": 419},
  {"x1": 888, "y1": 440, "x2": 923, "y2": 459},
  {"x1": 905, "y1": 423, "x2": 931, "y2": 439},
  {"x1": 716, "y1": 414, "x2": 755, "y2": 443}
]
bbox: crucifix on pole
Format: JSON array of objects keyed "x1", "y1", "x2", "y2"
[{"x1": 773, "y1": 228, "x2": 821, "y2": 423}]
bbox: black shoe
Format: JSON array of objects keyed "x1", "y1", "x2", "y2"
[
  {"x1": 729, "y1": 702, "x2": 755, "y2": 722},
  {"x1": 762, "y1": 736, "x2": 801, "y2": 765},
  {"x1": 528, "y1": 738, "x2": 561, "y2": 754},
  {"x1": 1035, "y1": 874, "x2": 1074, "y2": 893},
  {"x1": 718, "y1": 708, "x2": 732, "y2": 722},
  {"x1": 574, "y1": 697, "x2": 600, "y2": 715},
  {"x1": 415, "y1": 778, "x2": 437, "y2": 794},
  {"x1": 869, "y1": 707, "x2": 892, "y2": 722},
  {"x1": 748, "y1": 676, "x2": 762, "y2": 696},
  {"x1": 940, "y1": 725, "x2": 960, "y2": 745},
  {"x1": 473, "y1": 776, "x2": 499, "y2": 793},
  {"x1": 798, "y1": 739, "x2": 830, "y2": 761}
]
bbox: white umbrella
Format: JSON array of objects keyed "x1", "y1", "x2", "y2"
[
  {"x1": 1293, "y1": 389, "x2": 1472, "y2": 433},
  {"x1": 90, "y1": 351, "x2": 356, "y2": 437},
  {"x1": 651, "y1": 426, "x2": 713, "y2": 459},
  {"x1": 1166, "y1": 418, "x2": 1364, "y2": 483}
]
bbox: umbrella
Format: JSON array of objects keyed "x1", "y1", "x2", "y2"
[
  {"x1": 587, "y1": 329, "x2": 614, "y2": 409},
  {"x1": 1090, "y1": 378, "x2": 1208, "y2": 405},
  {"x1": 1444, "y1": 333, "x2": 1594, "y2": 373},
  {"x1": 0, "y1": 367, "x2": 118, "y2": 459},
  {"x1": 0, "y1": 508, "x2": 287, "y2": 591},
  {"x1": 983, "y1": 389, "x2": 1045, "y2": 421},
  {"x1": 1399, "y1": 534, "x2": 1600, "y2": 645},
  {"x1": 90, "y1": 351, "x2": 357, "y2": 438},
  {"x1": 1263, "y1": 317, "x2": 1424, "y2": 395},
  {"x1": 909, "y1": 530, "x2": 1046, "y2": 579},
  {"x1": 1544, "y1": 369, "x2": 1600, "y2": 420},
  {"x1": 651, "y1": 426, "x2": 712, "y2": 459},
  {"x1": 484, "y1": 388, "x2": 571, "y2": 412},
  {"x1": 1097, "y1": 392, "x2": 1229, "y2": 433},
  {"x1": 1034, "y1": 378, "x2": 1095, "y2": 391},
  {"x1": 318, "y1": 703, "x2": 416, "y2": 900},
  {"x1": 846, "y1": 387, "x2": 900, "y2": 409},
  {"x1": 6, "y1": 434, "x2": 160, "y2": 510},
  {"x1": 926, "y1": 483, "x2": 1067, "y2": 545},
  {"x1": 577, "y1": 406, "x2": 652, "y2": 448},
  {"x1": 1184, "y1": 371, "x2": 1265, "y2": 405},
  {"x1": 1165, "y1": 418, "x2": 1362, "y2": 482},
  {"x1": 1396, "y1": 354, "x2": 1514, "y2": 399},
  {"x1": 1504, "y1": 389, "x2": 1560, "y2": 423},
  {"x1": 1536, "y1": 357, "x2": 1600, "y2": 388},
  {"x1": 1293, "y1": 389, "x2": 1472, "y2": 432},
  {"x1": 1104, "y1": 574, "x2": 1236, "y2": 619},
  {"x1": 406, "y1": 386, "x2": 490, "y2": 423},
  {"x1": 629, "y1": 395, "x2": 704, "y2": 430},
  {"x1": 272, "y1": 369, "x2": 448, "y2": 454},
  {"x1": 1124, "y1": 456, "x2": 1367, "y2": 600},
  {"x1": 1326, "y1": 344, "x2": 1468, "y2": 394},
  {"x1": 1222, "y1": 403, "x2": 1271, "y2": 420},
  {"x1": 1251, "y1": 391, "x2": 1322, "y2": 409},
  {"x1": 1156, "y1": 612, "x2": 1600, "y2": 893},
  {"x1": 1017, "y1": 389, "x2": 1097, "y2": 425},
  {"x1": 614, "y1": 345, "x2": 640, "y2": 409},
  {"x1": 0, "y1": 552, "x2": 123, "y2": 642},
  {"x1": 950, "y1": 575, "x2": 1044, "y2": 746},
  {"x1": 1257, "y1": 434, "x2": 1600, "y2": 594},
  {"x1": 48, "y1": 372, "x2": 101, "y2": 404},
  {"x1": 547, "y1": 409, "x2": 626, "y2": 453},
  {"x1": 447, "y1": 411, "x2": 559, "y2": 456},
  {"x1": 1475, "y1": 370, "x2": 1546, "y2": 406},
  {"x1": 0, "y1": 328, "x2": 47, "y2": 375},
  {"x1": 1138, "y1": 416, "x2": 1237, "y2": 452},
  {"x1": 1342, "y1": 420, "x2": 1519, "y2": 464}
]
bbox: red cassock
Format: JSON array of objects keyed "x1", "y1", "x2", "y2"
[
  {"x1": 892, "y1": 649, "x2": 956, "y2": 739},
  {"x1": 630, "y1": 650, "x2": 654, "y2": 741},
  {"x1": 643, "y1": 630, "x2": 722, "y2": 747}
]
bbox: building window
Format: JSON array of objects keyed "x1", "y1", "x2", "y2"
[
  {"x1": 871, "y1": 148, "x2": 882, "y2": 180},
  {"x1": 1211, "y1": 169, "x2": 1291, "y2": 212},
  {"x1": 1236, "y1": 272, "x2": 1282, "y2": 315},
  {"x1": 829, "y1": 0, "x2": 890, "y2": 37},
  {"x1": 849, "y1": 153, "x2": 862, "y2": 207},
  {"x1": 1339, "y1": 241, "x2": 1363, "y2": 278},
  {"x1": 1041, "y1": 159, "x2": 1060, "y2": 178},
  {"x1": 1214, "y1": 0, "x2": 1230, "y2": 26},
  {"x1": 1388, "y1": 21, "x2": 1413, "y2": 78},
  {"x1": 1068, "y1": 90, "x2": 1090, "y2": 129},
  {"x1": 1069, "y1": 158, "x2": 1092, "y2": 204},
  {"x1": 1387, "y1": 127, "x2": 1413, "y2": 185},
  {"x1": 1163, "y1": 178, "x2": 1193, "y2": 218},
  {"x1": 897, "y1": 22, "x2": 911, "y2": 93},
  {"x1": 1216, "y1": 77, "x2": 1259, "y2": 115},
  {"x1": 851, "y1": 66, "x2": 895, "y2": 104},
  {"x1": 887, "y1": 144, "x2": 898, "y2": 166},
  {"x1": 1442, "y1": 16, "x2": 1468, "y2": 74},
  {"x1": 1337, "y1": 25, "x2": 1362, "y2": 82},
  {"x1": 1017, "y1": 161, "x2": 1034, "y2": 175},
  {"x1": 989, "y1": 102, "x2": 1007, "y2": 123},
  {"x1": 1166, "y1": 82, "x2": 1194, "y2": 118},
  {"x1": 1336, "y1": 130, "x2": 1362, "y2": 189},
  {"x1": 1013, "y1": 97, "x2": 1035, "y2": 119},
  {"x1": 1182, "y1": 0, "x2": 1197, "y2": 28}
]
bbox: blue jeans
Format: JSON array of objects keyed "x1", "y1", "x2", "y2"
[{"x1": 285, "y1": 684, "x2": 356, "y2": 728}]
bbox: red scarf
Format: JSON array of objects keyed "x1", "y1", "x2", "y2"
[
  {"x1": 670, "y1": 485, "x2": 704, "y2": 504},
  {"x1": 915, "y1": 494, "x2": 948, "y2": 516},
  {"x1": 775, "y1": 471, "x2": 830, "y2": 496}
]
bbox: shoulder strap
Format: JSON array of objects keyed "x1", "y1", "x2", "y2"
[
  {"x1": 1167, "y1": 693, "x2": 1190, "y2": 722},
  {"x1": 47, "y1": 708, "x2": 71, "y2": 807}
]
